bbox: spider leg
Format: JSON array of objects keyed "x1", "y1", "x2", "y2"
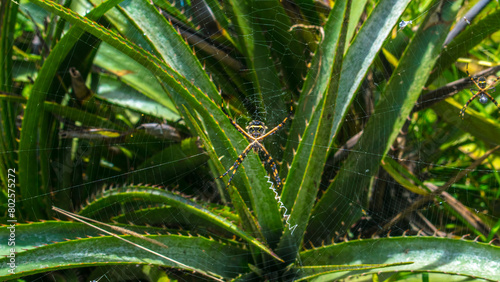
[
  {"x1": 215, "y1": 142, "x2": 254, "y2": 187},
  {"x1": 258, "y1": 101, "x2": 293, "y2": 140},
  {"x1": 257, "y1": 143, "x2": 283, "y2": 189},
  {"x1": 460, "y1": 91, "x2": 481, "y2": 119},
  {"x1": 490, "y1": 75, "x2": 500, "y2": 87},
  {"x1": 220, "y1": 99, "x2": 255, "y2": 140},
  {"x1": 466, "y1": 63, "x2": 483, "y2": 90},
  {"x1": 481, "y1": 91, "x2": 500, "y2": 112}
]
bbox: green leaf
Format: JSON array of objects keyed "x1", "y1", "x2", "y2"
[
  {"x1": 227, "y1": 0, "x2": 287, "y2": 118},
  {"x1": 129, "y1": 137, "x2": 208, "y2": 185},
  {"x1": 281, "y1": 0, "x2": 354, "y2": 186},
  {"x1": 111, "y1": 205, "x2": 239, "y2": 237},
  {"x1": 277, "y1": 0, "x2": 351, "y2": 263},
  {"x1": 282, "y1": 0, "x2": 412, "y2": 178},
  {"x1": 77, "y1": 185, "x2": 283, "y2": 262},
  {"x1": 346, "y1": 0, "x2": 368, "y2": 43},
  {"x1": 330, "y1": 0, "x2": 412, "y2": 143},
  {"x1": 29, "y1": 0, "x2": 279, "y2": 246},
  {"x1": 120, "y1": 0, "x2": 215, "y2": 96},
  {"x1": 117, "y1": 0, "x2": 285, "y2": 245},
  {"x1": 309, "y1": 0, "x2": 463, "y2": 243},
  {"x1": 182, "y1": 105, "x2": 264, "y2": 241},
  {"x1": 247, "y1": 0, "x2": 306, "y2": 94},
  {"x1": 44, "y1": 101, "x2": 124, "y2": 130},
  {"x1": 153, "y1": 0, "x2": 197, "y2": 31},
  {"x1": 0, "y1": 221, "x2": 169, "y2": 254},
  {"x1": 299, "y1": 237, "x2": 500, "y2": 281},
  {"x1": 94, "y1": 45, "x2": 178, "y2": 120},
  {"x1": 0, "y1": 233, "x2": 249, "y2": 280},
  {"x1": 294, "y1": 262, "x2": 413, "y2": 281}
]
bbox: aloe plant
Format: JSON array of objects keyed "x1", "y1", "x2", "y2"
[{"x1": 1, "y1": 0, "x2": 500, "y2": 281}]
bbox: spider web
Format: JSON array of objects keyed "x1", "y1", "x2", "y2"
[{"x1": 3, "y1": 0, "x2": 500, "y2": 280}]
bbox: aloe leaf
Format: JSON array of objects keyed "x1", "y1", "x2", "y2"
[
  {"x1": 247, "y1": 0, "x2": 306, "y2": 94},
  {"x1": 0, "y1": 234, "x2": 249, "y2": 280},
  {"x1": 282, "y1": 0, "x2": 411, "y2": 177},
  {"x1": 277, "y1": 0, "x2": 351, "y2": 263},
  {"x1": 309, "y1": 0, "x2": 463, "y2": 243},
  {"x1": 77, "y1": 185, "x2": 282, "y2": 261},
  {"x1": 89, "y1": 1, "x2": 155, "y2": 55},
  {"x1": 152, "y1": 0, "x2": 197, "y2": 30},
  {"x1": 281, "y1": 0, "x2": 349, "y2": 178},
  {"x1": 120, "y1": 0, "x2": 284, "y2": 243},
  {"x1": 227, "y1": 0, "x2": 287, "y2": 118},
  {"x1": 20, "y1": 0, "x2": 123, "y2": 219},
  {"x1": 182, "y1": 105, "x2": 264, "y2": 239},
  {"x1": 330, "y1": 0, "x2": 412, "y2": 143},
  {"x1": 30, "y1": 0, "x2": 281, "y2": 245},
  {"x1": 111, "y1": 206, "x2": 238, "y2": 237},
  {"x1": 202, "y1": 0, "x2": 239, "y2": 49},
  {"x1": 128, "y1": 137, "x2": 208, "y2": 185},
  {"x1": 294, "y1": 262, "x2": 413, "y2": 281},
  {"x1": 299, "y1": 237, "x2": 500, "y2": 281},
  {"x1": 346, "y1": 0, "x2": 368, "y2": 44},
  {"x1": 0, "y1": 221, "x2": 170, "y2": 254},
  {"x1": 433, "y1": 99, "x2": 500, "y2": 145},
  {"x1": 0, "y1": 95, "x2": 127, "y2": 133},
  {"x1": 120, "y1": 0, "x2": 214, "y2": 96},
  {"x1": 96, "y1": 75, "x2": 177, "y2": 120},
  {"x1": 94, "y1": 44, "x2": 178, "y2": 119}
]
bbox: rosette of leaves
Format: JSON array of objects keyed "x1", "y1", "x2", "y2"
[{"x1": 1, "y1": 0, "x2": 500, "y2": 281}]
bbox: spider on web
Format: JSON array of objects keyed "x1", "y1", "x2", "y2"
[
  {"x1": 460, "y1": 64, "x2": 500, "y2": 119},
  {"x1": 215, "y1": 99, "x2": 293, "y2": 189}
]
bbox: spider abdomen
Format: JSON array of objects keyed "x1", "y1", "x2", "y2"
[{"x1": 479, "y1": 94, "x2": 489, "y2": 104}]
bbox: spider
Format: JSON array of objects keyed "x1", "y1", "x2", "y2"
[
  {"x1": 460, "y1": 64, "x2": 500, "y2": 118},
  {"x1": 215, "y1": 99, "x2": 293, "y2": 189}
]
